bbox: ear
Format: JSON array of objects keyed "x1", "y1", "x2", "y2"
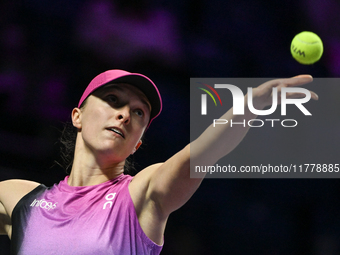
[
  {"x1": 72, "y1": 108, "x2": 82, "y2": 129},
  {"x1": 132, "y1": 140, "x2": 142, "y2": 154}
]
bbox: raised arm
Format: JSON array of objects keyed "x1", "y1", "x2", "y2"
[
  {"x1": 192, "y1": 75, "x2": 318, "y2": 166},
  {"x1": 152, "y1": 75, "x2": 317, "y2": 209},
  {"x1": 130, "y1": 75, "x2": 318, "y2": 244}
]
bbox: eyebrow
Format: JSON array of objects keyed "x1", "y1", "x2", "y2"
[
  {"x1": 139, "y1": 98, "x2": 152, "y2": 113},
  {"x1": 99, "y1": 84, "x2": 151, "y2": 113}
]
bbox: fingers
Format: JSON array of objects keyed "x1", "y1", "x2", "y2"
[
  {"x1": 254, "y1": 75, "x2": 318, "y2": 108},
  {"x1": 284, "y1": 90, "x2": 319, "y2": 100},
  {"x1": 310, "y1": 91, "x2": 318, "y2": 100},
  {"x1": 265, "y1": 75, "x2": 315, "y2": 98},
  {"x1": 285, "y1": 75, "x2": 317, "y2": 100},
  {"x1": 260, "y1": 75, "x2": 313, "y2": 90},
  {"x1": 291, "y1": 74, "x2": 313, "y2": 79},
  {"x1": 285, "y1": 75, "x2": 313, "y2": 87}
]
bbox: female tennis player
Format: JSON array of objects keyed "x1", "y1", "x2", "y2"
[{"x1": 0, "y1": 70, "x2": 317, "y2": 254}]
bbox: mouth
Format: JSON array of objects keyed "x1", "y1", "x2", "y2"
[{"x1": 107, "y1": 127, "x2": 125, "y2": 138}]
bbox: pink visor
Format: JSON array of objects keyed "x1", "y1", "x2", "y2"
[{"x1": 78, "y1": 70, "x2": 162, "y2": 126}]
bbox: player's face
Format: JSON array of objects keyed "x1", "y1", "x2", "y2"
[{"x1": 75, "y1": 83, "x2": 151, "y2": 162}]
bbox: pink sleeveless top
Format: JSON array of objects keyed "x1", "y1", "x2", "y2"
[{"x1": 11, "y1": 174, "x2": 163, "y2": 255}]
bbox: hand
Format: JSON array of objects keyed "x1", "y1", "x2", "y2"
[{"x1": 250, "y1": 75, "x2": 318, "y2": 110}]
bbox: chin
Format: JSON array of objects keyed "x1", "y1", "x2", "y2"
[{"x1": 98, "y1": 148, "x2": 129, "y2": 161}]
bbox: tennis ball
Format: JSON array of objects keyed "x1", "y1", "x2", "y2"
[{"x1": 290, "y1": 31, "x2": 323, "y2": 65}]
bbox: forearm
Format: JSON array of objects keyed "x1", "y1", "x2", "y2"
[
  {"x1": 191, "y1": 94, "x2": 258, "y2": 166},
  {"x1": 146, "y1": 76, "x2": 316, "y2": 218},
  {"x1": 191, "y1": 75, "x2": 317, "y2": 166}
]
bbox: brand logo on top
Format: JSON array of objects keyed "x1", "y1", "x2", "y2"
[
  {"x1": 30, "y1": 198, "x2": 57, "y2": 210},
  {"x1": 103, "y1": 193, "x2": 116, "y2": 209}
]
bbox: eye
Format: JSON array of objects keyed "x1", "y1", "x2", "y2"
[
  {"x1": 106, "y1": 95, "x2": 118, "y2": 103},
  {"x1": 134, "y1": 109, "x2": 144, "y2": 117}
]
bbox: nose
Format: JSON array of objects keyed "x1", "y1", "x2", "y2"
[{"x1": 116, "y1": 105, "x2": 130, "y2": 124}]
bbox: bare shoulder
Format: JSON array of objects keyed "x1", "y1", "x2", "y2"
[
  {"x1": 131, "y1": 163, "x2": 164, "y2": 183},
  {"x1": 129, "y1": 163, "x2": 164, "y2": 205},
  {"x1": 0, "y1": 179, "x2": 40, "y2": 217},
  {"x1": 128, "y1": 163, "x2": 165, "y2": 245}
]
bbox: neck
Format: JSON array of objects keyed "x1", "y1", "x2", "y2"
[
  {"x1": 68, "y1": 164, "x2": 124, "y2": 187},
  {"x1": 68, "y1": 141, "x2": 125, "y2": 187}
]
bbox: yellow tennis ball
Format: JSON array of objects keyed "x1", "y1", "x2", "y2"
[{"x1": 290, "y1": 31, "x2": 323, "y2": 65}]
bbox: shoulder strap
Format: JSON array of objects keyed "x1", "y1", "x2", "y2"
[{"x1": 11, "y1": 184, "x2": 47, "y2": 255}]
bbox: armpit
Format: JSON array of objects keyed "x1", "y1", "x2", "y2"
[{"x1": 0, "y1": 201, "x2": 11, "y2": 237}]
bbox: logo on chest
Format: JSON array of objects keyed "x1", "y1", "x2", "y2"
[
  {"x1": 30, "y1": 198, "x2": 57, "y2": 210},
  {"x1": 103, "y1": 193, "x2": 116, "y2": 210}
]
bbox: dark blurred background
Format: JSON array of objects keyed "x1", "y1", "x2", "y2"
[{"x1": 1, "y1": 0, "x2": 340, "y2": 254}]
